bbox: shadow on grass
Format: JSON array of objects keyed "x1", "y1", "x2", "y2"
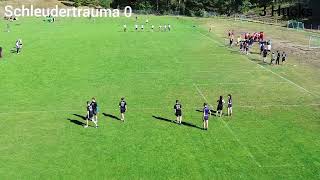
[
  {"x1": 67, "y1": 118, "x2": 85, "y2": 126},
  {"x1": 196, "y1": 109, "x2": 217, "y2": 116},
  {"x1": 73, "y1": 113, "x2": 86, "y2": 120},
  {"x1": 152, "y1": 115, "x2": 202, "y2": 130},
  {"x1": 102, "y1": 113, "x2": 121, "y2": 121}
]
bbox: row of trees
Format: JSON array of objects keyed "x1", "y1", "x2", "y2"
[{"x1": 69, "y1": 0, "x2": 317, "y2": 17}]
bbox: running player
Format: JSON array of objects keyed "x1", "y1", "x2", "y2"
[
  {"x1": 119, "y1": 97, "x2": 127, "y2": 122},
  {"x1": 90, "y1": 97, "x2": 99, "y2": 128},
  {"x1": 227, "y1": 94, "x2": 232, "y2": 116},
  {"x1": 216, "y1": 96, "x2": 225, "y2": 117},
  {"x1": 174, "y1": 100, "x2": 182, "y2": 125},
  {"x1": 84, "y1": 101, "x2": 93, "y2": 128},
  {"x1": 123, "y1": 24, "x2": 127, "y2": 32},
  {"x1": 203, "y1": 103, "x2": 211, "y2": 130},
  {"x1": 282, "y1": 51, "x2": 287, "y2": 64}
]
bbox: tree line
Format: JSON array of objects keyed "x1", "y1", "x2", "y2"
[{"x1": 68, "y1": 0, "x2": 319, "y2": 18}]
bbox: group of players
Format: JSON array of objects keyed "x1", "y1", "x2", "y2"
[
  {"x1": 123, "y1": 18, "x2": 171, "y2": 32},
  {"x1": 85, "y1": 97, "x2": 127, "y2": 128},
  {"x1": 174, "y1": 94, "x2": 233, "y2": 130},
  {"x1": 84, "y1": 94, "x2": 232, "y2": 130},
  {"x1": 227, "y1": 30, "x2": 288, "y2": 65}
]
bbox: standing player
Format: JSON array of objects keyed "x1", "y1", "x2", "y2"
[
  {"x1": 276, "y1": 51, "x2": 281, "y2": 65},
  {"x1": 174, "y1": 100, "x2": 182, "y2": 125},
  {"x1": 141, "y1": 24, "x2": 144, "y2": 31},
  {"x1": 151, "y1": 25, "x2": 154, "y2": 32},
  {"x1": 168, "y1": 24, "x2": 171, "y2": 31},
  {"x1": 270, "y1": 52, "x2": 276, "y2": 65},
  {"x1": 203, "y1": 103, "x2": 211, "y2": 130},
  {"x1": 216, "y1": 96, "x2": 225, "y2": 117},
  {"x1": 135, "y1": 24, "x2": 138, "y2": 31},
  {"x1": 123, "y1": 24, "x2": 127, "y2": 32},
  {"x1": 227, "y1": 94, "x2": 233, "y2": 116},
  {"x1": 119, "y1": 97, "x2": 127, "y2": 122},
  {"x1": 146, "y1": 19, "x2": 149, "y2": 24},
  {"x1": 159, "y1": 25, "x2": 162, "y2": 31},
  {"x1": 15, "y1": 39, "x2": 22, "y2": 54},
  {"x1": 91, "y1": 97, "x2": 99, "y2": 128},
  {"x1": 84, "y1": 101, "x2": 93, "y2": 128},
  {"x1": 262, "y1": 48, "x2": 268, "y2": 63},
  {"x1": 282, "y1": 51, "x2": 287, "y2": 64},
  {"x1": 164, "y1": 25, "x2": 167, "y2": 31}
]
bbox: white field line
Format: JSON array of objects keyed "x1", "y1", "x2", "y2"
[
  {"x1": 197, "y1": 31, "x2": 319, "y2": 98},
  {"x1": 193, "y1": 83, "x2": 262, "y2": 167}
]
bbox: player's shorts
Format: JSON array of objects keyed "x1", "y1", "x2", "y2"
[
  {"x1": 282, "y1": 58, "x2": 286, "y2": 62},
  {"x1": 217, "y1": 105, "x2": 223, "y2": 111},
  {"x1": 203, "y1": 115, "x2": 209, "y2": 121},
  {"x1": 120, "y1": 108, "x2": 126, "y2": 113},
  {"x1": 228, "y1": 104, "x2": 232, "y2": 108},
  {"x1": 93, "y1": 110, "x2": 97, "y2": 116},
  {"x1": 87, "y1": 112, "x2": 93, "y2": 120},
  {"x1": 175, "y1": 110, "x2": 182, "y2": 117}
]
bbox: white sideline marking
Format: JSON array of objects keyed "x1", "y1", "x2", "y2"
[
  {"x1": 193, "y1": 83, "x2": 262, "y2": 167},
  {"x1": 198, "y1": 31, "x2": 319, "y2": 98}
]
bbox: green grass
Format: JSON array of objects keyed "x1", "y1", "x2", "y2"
[{"x1": 0, "y1": 16, "x2": 319, "y2": 179}]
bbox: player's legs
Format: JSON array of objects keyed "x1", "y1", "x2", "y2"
[{"x1": 206, "y1": 120, "x2": 209, "y2": 130}]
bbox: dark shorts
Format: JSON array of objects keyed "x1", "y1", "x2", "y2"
[
  {"x1": 228, "y1": 104, "x2": 232, "y2": 108},
  {"x1": 175, "y1": 110, "x2": 182, "y2": 117},
  {"x1": 203, "y1": 115, "x2": 209, "y2": 121},
  {"x1": 282, "y1": 58, "x2": 286, "y2": 62},
  {"x1": 120, "y1": 108, "x2": 126, "y2": 113},
  {"x1": 217, "y1": 105, "x2": 223, "y2": 111},
  {"x1": 87, "y1": 112, "x2": 93, "y2": 120}
]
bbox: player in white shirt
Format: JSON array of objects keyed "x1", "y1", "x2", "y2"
[
  {"x1": 168, "y1": 24, "x2": 171, "y2": 31},
  {"x1": 146, "y1": 19, "x2": 149, "y2": 24},
  {"x1": 135, "y1": 24, "x2": 138, "y2": 31},
  {"x1": 123, "y1": 24, "x2": 127, "y2": 32},
  {"x1": 141, "y1": 24, "x2": 144, "y2": 31},
  {"x1": 151, "y1": 25, "x2": 154, "y2": 32},
  {"x1": 164, "y1": 25, "x2": 167, "y2": 31}
]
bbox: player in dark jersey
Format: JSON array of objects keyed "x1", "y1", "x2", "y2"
[
  {"x1": 216, "y1": 96, "x2": 225, "y2": 117},
  {"x1": 84, "y1": 101, "x2": 93, "y2": 128},
  {"x1": 227, "y1": 94, "x2": 233, "y2": 117},
  {"x1": 203, "y1": 103, "x2": 211, "y2": 130},
  {"x1": 174, "y1": 100, "x2": 182, "y2": 124},
  {"x1": 119, "y1": 97, "x2": 127, "y2": 122},
  {"x1": 282, "y1": 51, "x2": 287, "y2": 64},
  {"x1": 262, "y1": 48, "x2": 268, "y2": 63},
  {"x1": 90, "y1": 97, "x2": 99, "y2": 128},
  {"x1": 276, "y1": 51, "x2": 281, "y2": 65}
]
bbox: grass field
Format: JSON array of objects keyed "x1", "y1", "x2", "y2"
[{"x1": 0, "y1": 16, "x2": 320, "y2": 179}]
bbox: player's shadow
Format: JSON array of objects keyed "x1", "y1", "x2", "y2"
[
  {"x1": 67, "y1": 118, "x2": 85, "y2": 126},
  {"x1": 102, "y1": 113, "x2": 121, "y2": 121},
  {"x1": 73, "y1": 113, "x2": 86, "y2": 120},
  {"x1": 152, "y1": 115, "x2": 202, "y2": 130}
]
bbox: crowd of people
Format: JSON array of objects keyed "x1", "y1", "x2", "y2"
[{"x1": 227, "y1": 30, "x2": 287, "y2": 65}]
